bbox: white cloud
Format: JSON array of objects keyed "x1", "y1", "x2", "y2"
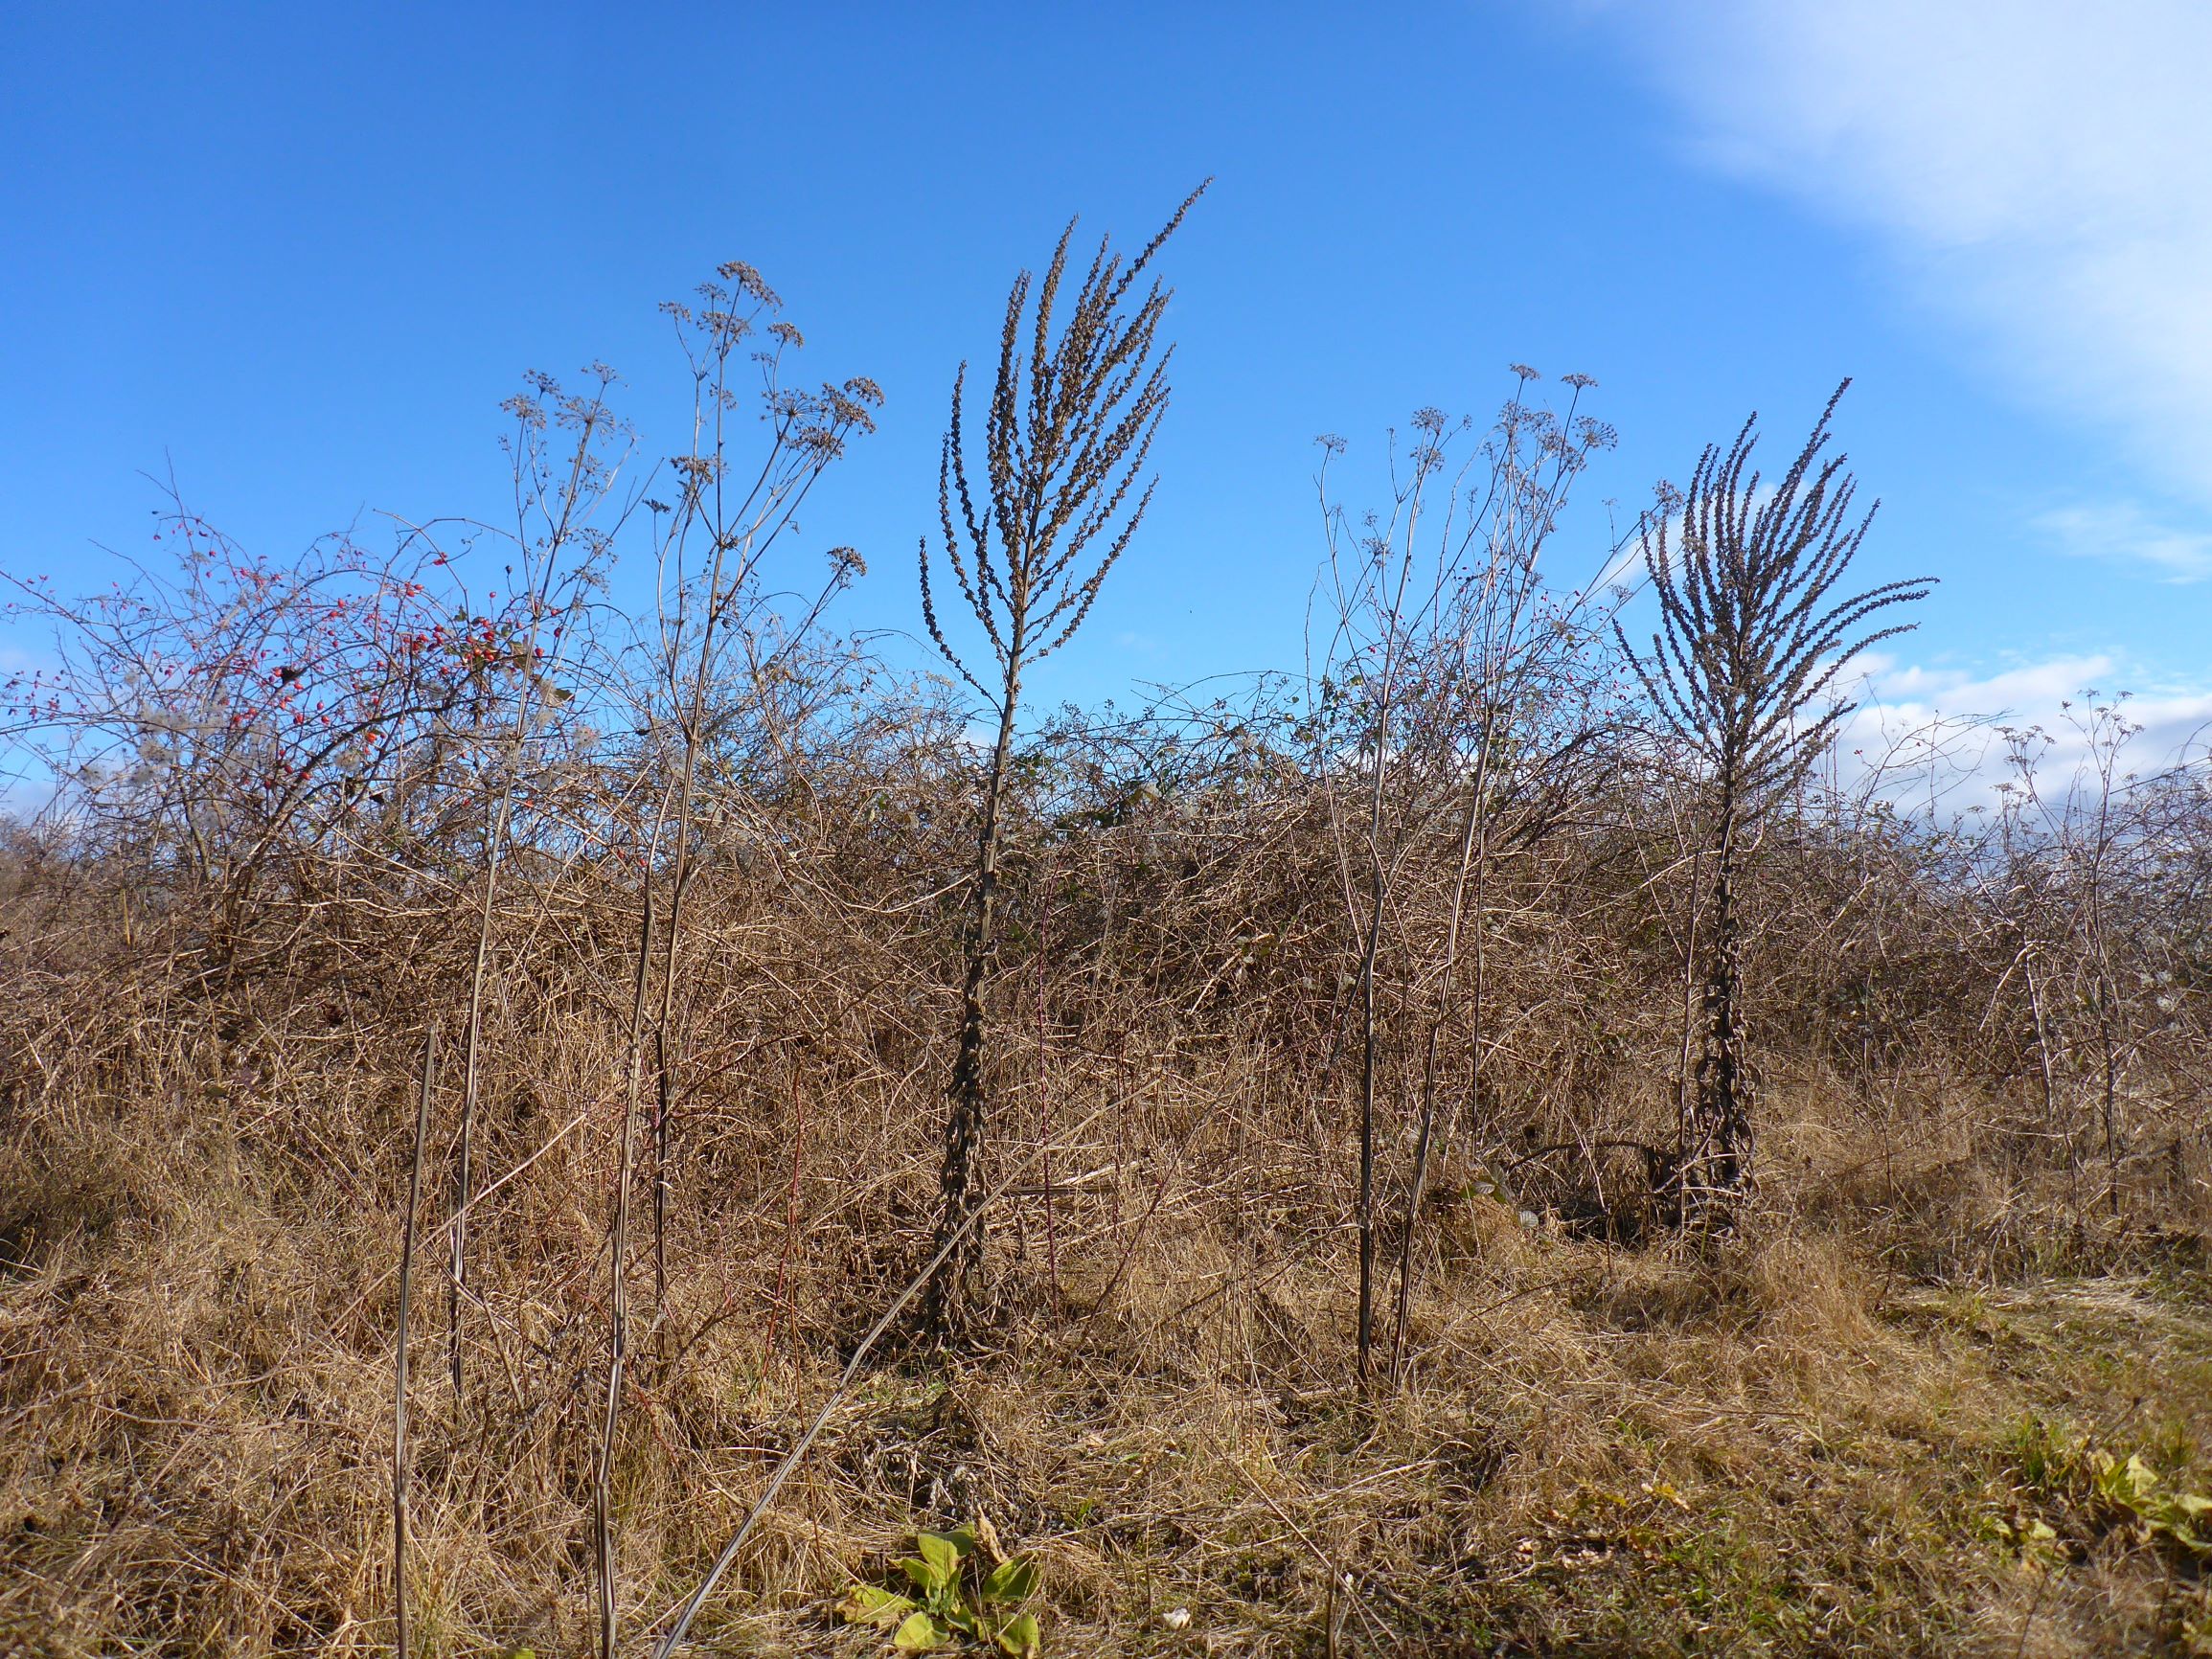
[
  {"x1": 2034, "y1": 500, "x2": 2212, "y2": 582},
  {"x1": 1836, "y1": 649, "x2": 2212, "y2": 808},
  {"x1": 1574, "y1": 1, "x2": 2212, "y2": 507}
]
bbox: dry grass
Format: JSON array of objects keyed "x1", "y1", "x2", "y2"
[
  {"x1": 7, "y1": 239, "x2": 2209, "y2": 1658},
  {"x1": 3, "y1": 961, "x2": 2206, "y2": 1658},
  {"x1": 0, "y1": 580, "x2": 2204, "y2": 1656}
]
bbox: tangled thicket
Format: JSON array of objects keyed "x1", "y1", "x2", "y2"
[{"x1": 1, "y1": 253, "x2": 2208, "y2": 1658}]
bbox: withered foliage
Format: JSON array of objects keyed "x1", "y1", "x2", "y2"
[{"x1": 0, "y1": 253, "x2": 2207, "y2": 1657}]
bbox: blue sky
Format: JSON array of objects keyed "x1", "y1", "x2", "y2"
[{"x1": 4, "y1": 1, "x2": 2207, "y2": 765}]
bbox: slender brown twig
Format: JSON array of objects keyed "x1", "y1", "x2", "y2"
[{"x1": 391, "y1": 1019, "x2": 439, "y2": 1659}]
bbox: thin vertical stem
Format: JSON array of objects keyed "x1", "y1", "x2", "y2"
[
  {"x1": 765, "y1": 1057, "x2": 808, "y2": 1357},
  {"x1": 451, "y1": 412, "x2": 604, "y2": 1406},
  {"x1": 393, "y1": 1020, "x2": 439, "y2": 1659},
  {"x1": 651, "y1": 1025, "x2": 672, "y2": 1345},
  {"x1": 2021, "y1": 948, "x2": 2078, "y2": 1229},
  {"x1": 1038, "y1": 886, "x2": 1060, "y2": 1301},
  {"x1": 598, "y1": 798, "x2": 671, "y2": 1659},
  {"x1": 1356, "y1": 896, "x2": 1380, "y2": 1378}
]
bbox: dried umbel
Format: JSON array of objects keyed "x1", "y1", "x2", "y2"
[{"x1": 1311, "y1": 369, "x2": 1620, "y2": 1378}]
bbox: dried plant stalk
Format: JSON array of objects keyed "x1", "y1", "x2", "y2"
[
  {"x1": 391, "y1": 1019, "x2": 439, "y2": 1659},
  {"x1": 917, "y1": 183, "x2": 1204, "y2": 1336}
]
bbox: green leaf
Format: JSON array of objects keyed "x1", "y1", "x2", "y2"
[
  {"x1": 837, "y1": 1584, "x2": 917, "y2": 1627},
  {"x1": 918, "y1": 1531, "x2": 965, "y2": 1579},
  {"x1": 894, "y1": 1610, "x2": 946, "y2": 1652},
  {"x1": 901, "y1": 1531, "x2": 966, "y2": 1597},
  {"x1": 994, "y1": 1611, "x2": 1043, "y2": 1657},
  {"x1": 901, "y1": 1555, "x2": 946, "y2": 1596},
  {"x1": 981, "y1": 1557, "x2": 1040, "y2": 1605}
]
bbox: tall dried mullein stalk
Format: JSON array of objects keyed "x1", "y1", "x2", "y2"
[
  {"x1": 918, "y1": 183, "x2": 1205, "y2": 1337},
  {"x1": 1620, "y1": 380, "x2": 1931, "y2": 1229}
]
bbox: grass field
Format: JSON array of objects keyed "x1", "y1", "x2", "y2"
[{"x1": 5, "y1": 1046, "x2": 2206, "y2": 1656}]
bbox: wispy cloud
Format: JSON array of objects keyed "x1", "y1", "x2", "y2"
[
  {"x1": 2034, "y1": 500, "x2": 2212, "y2": 582},
  {"x1": 1836, "y1": 650, "x2": 2212, "y2": 807},
  {"x1": 1574, "y1": 1, "x2": 2212, "y2": 508}
]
